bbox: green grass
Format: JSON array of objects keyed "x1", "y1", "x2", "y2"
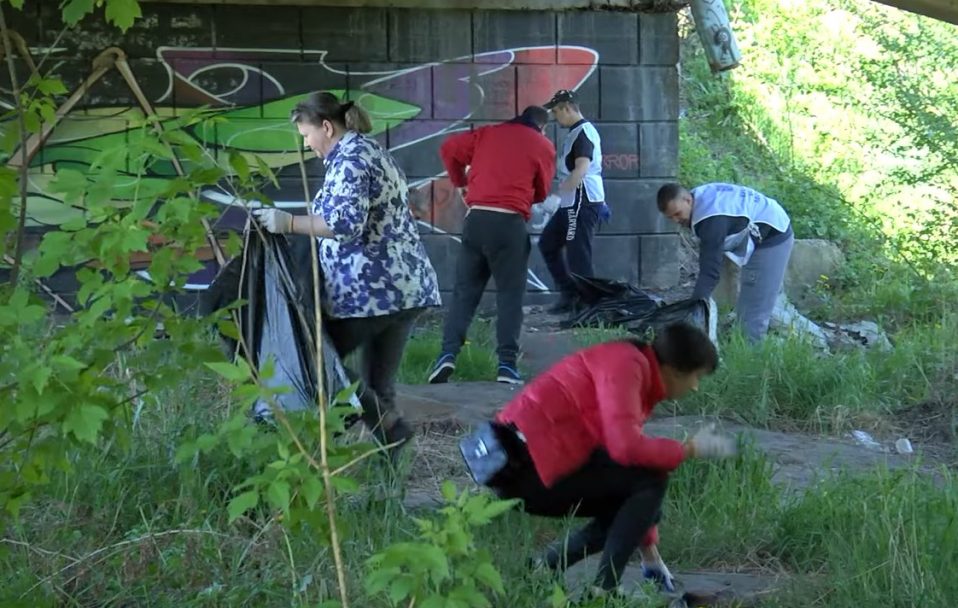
[
  {"x1": 389, "y1": 316, "x2": 532, "y2": 385},
  {"x1": 569, "y1": 313, "x2": 958, "y2": 434},
  {"x1": 3, "y1": 385, "x2": 956, "y2": 608}
]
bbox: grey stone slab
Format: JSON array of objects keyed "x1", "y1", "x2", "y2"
[
  {"x1": 639, "y1": 121, "x2": 679, "y2": 178},
  {"x1": 41, "y1": 3, "x2": 214, "y2": 60},
  {"x1": 388, "y1": 9, "x2": 472, "y2": 63},
  {"x1": 592, "y1": 235, "x2": 641, "y2": 285},
  {"x1": 389, "y1": 123, "x2": 449, "y2": 179},
  {"x1": 639, "y1": 11, "x2": 679, "y2": 66},
  {"x1": 6, "y1": 1, "x2": 41, "y2": 46},
  {"x1": 425, "y1": 177, "x2": 469, "y2": 236},
  {"x1": 602, "y1": 179, "x2": 674, "y2": 235},
  {"x1": 273, "y1": 155, "x2": 325, "y2": 184},
  {"x1": 255, "y1": 61, "x2": 349, "y2": 105},
  {"x1": 260, "y1": 177, "x2": 317, "y2": 207},
  {"x1": 640, "y1": 233, "x2": 682, "y2": 289},
  {"x1": 433, "y1": 63, "x2": 517, "y2": 121},
  {"x1": 346, "y1": 62, "x2": 432, "y2": 120},
  {"x1": 213, "y1": 6, "x2": 301, "y2": 52},
  {"x1": 408, "y1": 181, "x2": 436, "y2": 234},
  {"x1": 517, "y1": 64, "x2": 600, "y2": 115},
  {"x1": 302, "y1": 7, "x2": 388, "y2": 63},
  {"x1": 558, "y1": 12, "x2": 638, "y2": 65},
  {"x1": 52, "y1": 58, "x2": 168, "y2": 108},
  {"x1": 473, "y1": 11, "x2": 556, "y2": 62},
  {"x1": 599, "y1": 66, "x2": 678, "y2": 122},
  {"x1": 594, "y1": 122, "x2": 639, "y2": 179},
  {"x1": 420, "y1": 232, "x2": 465, "y2": 290}
]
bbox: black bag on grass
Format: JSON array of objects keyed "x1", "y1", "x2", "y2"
[
  {"x1": 200, "y1": 233, "x2": 359, "y2": 419},
  {"x1": 558, "y1": 274, "x2": 714, "y2": 340}
]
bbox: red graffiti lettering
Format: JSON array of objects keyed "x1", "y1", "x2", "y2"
[{"x1": 603, "y1": 154, "x2": 639, "y2": 172}]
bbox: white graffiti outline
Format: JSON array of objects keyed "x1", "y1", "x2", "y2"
[{"x1": 146, "y1": 45, "x2": 599, "y2": 292}]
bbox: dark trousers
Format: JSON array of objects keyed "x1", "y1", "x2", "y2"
[
  {"x1": 326, "y1": 307, "x2": 423, "y2": 431},
  {"x1": 440, "y1": 210, "x2": 531, "y2": 365},
  {"x1": 490, "y1": 427, "x2": 667, "y2": 590},
  {"x1": 539, "y1": 188, "x2": 602, "y2": 296}
]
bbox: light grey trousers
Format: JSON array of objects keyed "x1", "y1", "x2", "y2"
[{"x1": 736, "y1": 233, "x2": 795, "y2": 342}]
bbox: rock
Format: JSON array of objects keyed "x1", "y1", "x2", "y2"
[
  {"x1": 785, "y1": 239, "x2": 845, "y2": 307},
  {"x1": 821, "y1": 320, "x2": 893, "y2": 352}
]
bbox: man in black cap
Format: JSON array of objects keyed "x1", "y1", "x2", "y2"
[{"x1": 540, "y1": 89, "x2": 610, "y2": 315}]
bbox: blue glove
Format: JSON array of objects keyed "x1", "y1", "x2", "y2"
[
  {"x1": 597, "y1": 202, "x2": 612, "y2": 223},
  {"x1": 641, "y1": 563, "x2": 676, "y2": 593}
]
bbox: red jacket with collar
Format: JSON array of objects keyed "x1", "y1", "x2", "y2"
[
  {"x1": 495, "y1": 340, "x2": 687, "y2": 546},
  {"x1": 439, "y1": 121, "x2": 555, "y2": 220}
]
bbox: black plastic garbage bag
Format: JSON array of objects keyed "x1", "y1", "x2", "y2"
[
  {"x1": 620, "y1": 297, "x2": 713, "y2": 339},
  {"x1": 558, "y1": 274, "x2": 714, "y2": 340},
  {"x1": 200, "y1": 232, "x2": 360, "y2": 419},
  {"x1": 559, "y1": 274, "x2": 664, "y2": 330}
]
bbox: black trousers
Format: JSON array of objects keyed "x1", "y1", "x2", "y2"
[
  {"x1": 490, "y1": 425, "x2": 667, "y2": 590},
  {"x1": 440, "y1": 210, "x2": 531, "y2": 365},
  {"x1": 326, "y1": 307, "x2": 423, "y2": 431},
  {"x1": 539, "y1": 188, "x2": 602, "y2": 296}
]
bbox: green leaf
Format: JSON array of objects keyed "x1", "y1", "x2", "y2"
[
  {"x1": 227, "y1": 490, "x2": 259, "y2": 523},
  {"x1": 266, "y1": 479, "x2": 291, "y2": 513},
  {"x1": 441, "y1": 480, "x2": 458, "y2": 503},
  {"x1": 62, "y1": 404, "x2": 109, "y2": 444},
  {"x1": 51, "y1": 355, "x2": 86, "y2": 373},
  {"x1": 8, "y1": 0, "x2": 25, "y2": 10},
  {"x1": 473, "y1": 563, "x2": 504, "y2": 594},
  {"x1": 470, "y1": 498, "x2": 519, "y2": 526},
  {"x1": 49, "y1": 169, "x2": 88, "y2": 202},
  {"x1": 301, "y1": 474, "x2": 323, "y2": 509},
  {"x1": 229, "y1": 151, "x2": 250, "y2": 182},
  {"x1": 255, "y1": 155, "x2": 279, "y2": 188},
  {"x1": 388, "y1": 575, "x2": 416, "y2": 604},
  {"x1": 419, "y1": 597, "x2": 446, "y2": 608},
  {"x1": 29, "y1": 365, "x2": 52, "y2": 394},
  {"x1": 61, "y1": 0, "x2": 96, "y2": 25},
  {"x1": 104, "y1": 0, "x2": 142, "y2": 32},
  {"x1": 204, "y1": 360, "x2": 251, "y2": 383},
  {"x1": 330, "y1": 475, "x2": 359, "y2": 494},
  {"x1": 37, "y1": 78, "x2": 68, "y2": 96},
  {"x1": 549, "y1": 583, "x2": 568, "y2": 608}
]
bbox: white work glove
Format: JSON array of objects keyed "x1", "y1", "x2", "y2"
[
  {"x1": 251, "y1": 208, "x2": 293, "y2": 234},
  {"x1": 685, "y1": 423, "x2": 736, "y2": 459},
  {"x1": 538, "y1": 194, "x2": 561, "y2": 214}
]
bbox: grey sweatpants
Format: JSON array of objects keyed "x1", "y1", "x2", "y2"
[{"x1": 736, "y1": 233, "x2": 794, "y2": 343}]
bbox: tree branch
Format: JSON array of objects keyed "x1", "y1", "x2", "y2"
[{"x1": 0, "y1": 7, "x2": 33, "y2": 285}]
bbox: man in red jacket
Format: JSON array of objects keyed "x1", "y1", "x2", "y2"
[
  {"x1": 428, "y1": 106, "x2": 556, "y2": 386},
  {"x1": 476, "y1": 322, "x2": 735, "y2": 597}
]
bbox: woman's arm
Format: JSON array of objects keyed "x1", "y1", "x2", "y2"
[{"x1": 289, "y1": 214, "x2": 335, "y2": 238}]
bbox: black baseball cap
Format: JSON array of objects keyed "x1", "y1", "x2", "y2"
[{"x1": 543, "y1": 89, "x2": 576, "y2": 109}]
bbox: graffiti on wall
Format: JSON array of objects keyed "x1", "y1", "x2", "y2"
[{"x1": 10, "y1": 44, "x2": 598, "y2": 292}]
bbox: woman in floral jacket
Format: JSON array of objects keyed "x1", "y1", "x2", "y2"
[{"x1": 254, "y1": 91, "x2": 441, "y2": 456}]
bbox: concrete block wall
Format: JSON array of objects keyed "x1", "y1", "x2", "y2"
[{"x1": 4, "y1": 3, "x2": 682, "y2": 301}]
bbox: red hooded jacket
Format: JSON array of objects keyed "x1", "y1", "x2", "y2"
[
  {"x1": 439, "y1": 121, "x2": 555, "y2": 220},
  {"x1": 495, "y1": 340, "x2": 687, "y2": 546}
]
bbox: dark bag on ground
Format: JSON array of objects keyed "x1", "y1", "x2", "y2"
[
  {"x1": 559, "y1": 273, "x2": 714, "y2": 340},
  {"x1": 200, "y1": 232, "x2": 359, "y2": 419}
]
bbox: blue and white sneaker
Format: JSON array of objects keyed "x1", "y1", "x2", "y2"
[
  {"x1": 641, "y1": 563, "x2": 677, "y2": 593},
  {"x1": 496, "y1": 363, "x2": 523, "y2": 385},
  {"x1": 428, "y1": 353, "x2": 456, "y2": 384}
]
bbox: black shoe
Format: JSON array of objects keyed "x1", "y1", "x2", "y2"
[{"x1": 427, "y1": 353, "x2": 456, "y2": 384}]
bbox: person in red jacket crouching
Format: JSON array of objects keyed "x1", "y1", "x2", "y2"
[{"x1": 462, "y1": 322, "x2": 736, "y2": 598}]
